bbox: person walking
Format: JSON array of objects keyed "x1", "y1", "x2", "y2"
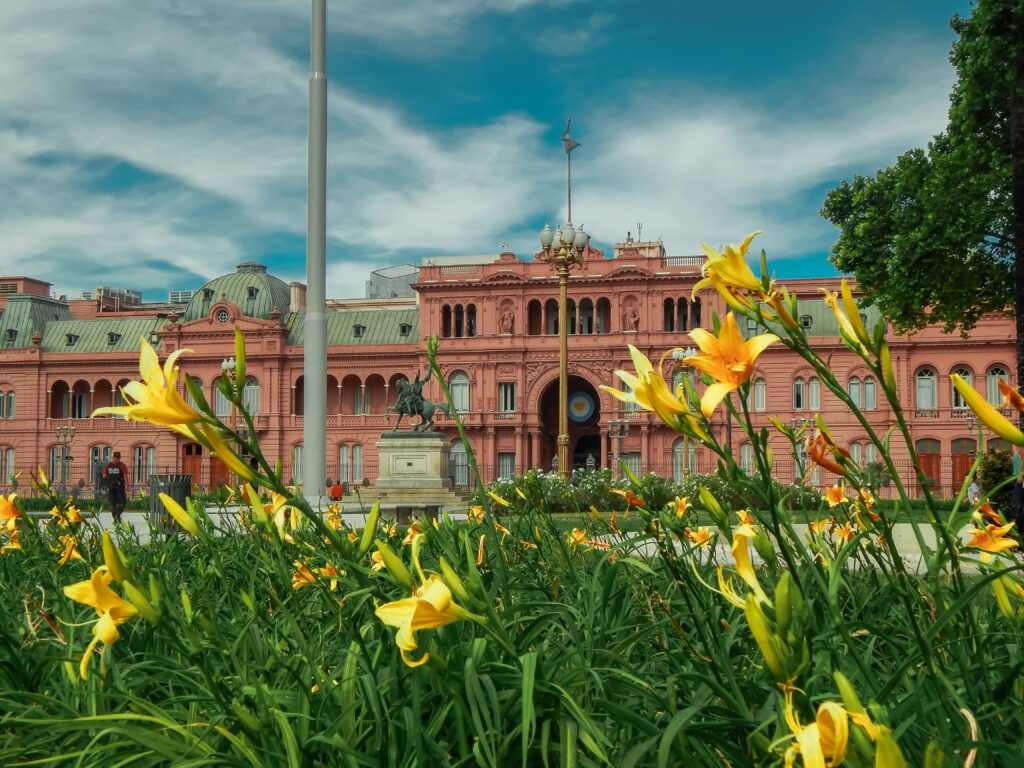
[{"x1": 102, "y1": 451, "x2": 130, "y2": 525}]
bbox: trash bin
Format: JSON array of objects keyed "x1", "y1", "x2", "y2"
[{"x1": 149, "y1": 474, "x2": 192, "y2": 529}]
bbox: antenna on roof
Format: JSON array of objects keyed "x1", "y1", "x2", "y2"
[{"x1": 636, "y1": 221, "x2": 643, "y2": 241}]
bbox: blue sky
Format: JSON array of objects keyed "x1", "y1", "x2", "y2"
[{"x1": 0, "y1": 0, "x2": 970, "y2": 301}]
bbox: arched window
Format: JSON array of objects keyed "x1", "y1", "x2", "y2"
[
  {"x1": 864, "y1": 444, "x2": 877, "y2": 464},
  {"x1": 754, "y1": 378, "x2": 766, "y2": 412},
  {"x1": 808, "y1": 377, "x2": 820, "y2": 410},
  {"x1": 450, "y1": 442, "x2": 469, "y2": 487},
  {"x1": 527, "y1": 300, "x2": 542, "y2": 336},
  {"x1": 352, "y1": 444, "x2": 363, "y2": 483},
  {"x1": 792, "y1": 378, "x2": 805, "y2": 410},
  {"x1": 213, "y1": 377, "x2": 231, "y2": 418},
  {"x1": 89, "y1": 446, "x2": 111, "y2": 488},
  {"x1": 951, "y1": 367, "x2": 973, "y2": 410},
  {"x1": 1, "y1": 391, "x2": 13, "y2": 419},
  {"x1": 339, "y1": 444, "x2": 350, "y2": 484},
  {"x1": 454, "y1": 305, "x2": 465, "y2": 338},
  {"x1": 449, "y1": 371, "x2": 470, "y2": 413},
  {"x1": 677, "y1": 298, "x2": 689, "y2": 332},
  {"x1": 690, "y1": 297, "x2": 701, "y2": 329},
  {"x1": 441, "y1": 305, "x2": 452, "y2": 338},
  {"x1": 850, "y1": 442, "x2": 862, "y2": 465},
  {"x1": 567, "y1": 299, "x2": 577, "y2": 336},
  {"x1": 596, "y1": 298, "x2": 611, "y2": 333},
  {"x1": 916, "y1": 368, "x2": 937, "y2": 410},
  {"x1": 987, "y1": 366, "x2": 1009, "y2": 405},
  {"x1": 466, "y1": 304, "x2": 477, "y2": 337},
  {"x1": 545, "y1": 299, "x2": 559, "y2": 335},
  {"x1": 848, "y1": 376, "x2": 860, "y2": 408},
  {"x1": 0, "y1": 447, "x2": 14, "y2": 483},
  {"x1": 671, "y1": 437, "x2": 696, "y2": 482},
  {"x1": 133, "y1": 445, "x2": 156, "y2": 485},
  {"x1": 291, "y1": 444, "x2": 303, "y2": 485},
  {"x1": 863, "y1": 376, "x2": 876, "y2": 410},
  {"x1": 663, "y1": 298, "x2": 675, "y2": 332},
  {"x1": 184, "y1": 377, "x2": 202, "y2": 410},
  {"x1": 242, "y1": 377, "x2": 260, "y2": 414},
  {"x1": 740, "y1": 442, "x2": 754, "y2": 474}
]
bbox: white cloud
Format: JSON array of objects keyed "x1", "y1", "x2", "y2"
[{"x1": 0, "y1": 1, "x2": 955, "y2": 302}]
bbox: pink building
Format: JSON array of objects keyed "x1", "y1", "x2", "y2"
[{"x1": 0, "y1": 243, "x2": 1014, "y2": 498}]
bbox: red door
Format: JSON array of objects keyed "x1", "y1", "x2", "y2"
[
  {"x1": 915, "y1": 439, "x2": 941, "y2": 496},
  {"x1": 951, "y1": 439, "x2": 976, "y2": 497},
  {"x1": 209, "y1": 456, "x2": 229, "y2": 489},
  {"x1": 182, "y1": 443, "x2": 203, "y2": 485}
]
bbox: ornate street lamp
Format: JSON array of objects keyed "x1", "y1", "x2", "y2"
[
  {"x1": 671, "y1": 347, "x2": 698, "y2": 481},
  {"x1": 539, "y1": 222, "x2": 588, "y2": 480},
  {"x1": 55, "y1": 425, "x2": 76, "y2": 488}
]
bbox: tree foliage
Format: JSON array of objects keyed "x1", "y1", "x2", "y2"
[{"x1": 821, "y1": 0, "x2": 1022, "y2": 337}]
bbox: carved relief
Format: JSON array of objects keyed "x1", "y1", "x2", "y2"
[{"x1": 622, "y1": 301, "x2": 640, "y2": 332}]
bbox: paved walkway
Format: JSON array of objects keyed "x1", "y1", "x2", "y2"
[{"x1": 82, "y1": 506, "x2": 990, "y2": 573}]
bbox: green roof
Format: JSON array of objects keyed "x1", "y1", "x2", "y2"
[
  {"x1": 745, "y1": 300, "x2": 886, "y2": 338},
  {"x1": 41, "y1": 318, "x2": 167, "y2": 353},
  {"x1": 183, "y1": 262, "x2": 291, "y2": 322},
  {"x1": 286, "y1": 309, "x2": 419, "y2": 347},
  {"x1": 0, "y1": 295, "x2": 71, "y2": 349}
]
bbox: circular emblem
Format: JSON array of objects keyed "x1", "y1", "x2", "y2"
[
  {"x1": 216, "y1": 309, "x2": 229, "y2": 323},
  {"x1": 568, "y1": 391, "x2": 595, "y2": 423}
]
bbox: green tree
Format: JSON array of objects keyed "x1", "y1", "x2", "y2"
[{"x1": 822, "y1": 0, "x2": 1024, "y2": 383}]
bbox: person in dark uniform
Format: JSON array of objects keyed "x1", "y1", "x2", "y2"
[{"x1": 102, "y1": 451, "x2": 130, "y2": 524}]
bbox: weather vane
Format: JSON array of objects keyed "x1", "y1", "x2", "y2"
[{"x1": 562, "y1": 116, "x2": 581, "y2": 224}]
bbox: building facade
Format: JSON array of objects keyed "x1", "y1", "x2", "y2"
[{"x1": 0, "y1": 241, "x2": 1015, "y2": 498}]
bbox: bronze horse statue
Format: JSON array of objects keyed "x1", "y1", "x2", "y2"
[{"x1": 385, "y1": 372, "x2": 450, "y2": 432}]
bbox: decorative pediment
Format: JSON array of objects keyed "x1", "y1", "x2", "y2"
[
  {"x1": 481, "y1": 271, "x2": 530, "y2": 284},
  {"x1": 605, "y1": 266, "x2": 655, "y2": 280}
]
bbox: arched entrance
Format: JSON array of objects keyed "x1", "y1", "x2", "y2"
[{"x1": 538, "y1": 375, "x2": 601, "y2": 472}]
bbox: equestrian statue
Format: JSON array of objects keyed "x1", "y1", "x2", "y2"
[{"x1": 385, "y1": 371, "x2": 450, "y2": 432}]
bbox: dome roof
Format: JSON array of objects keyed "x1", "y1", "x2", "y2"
[{"x1": 183, "y1": 262, "x2": 292, "y2": 322}]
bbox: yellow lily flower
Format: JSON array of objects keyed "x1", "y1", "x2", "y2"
[
  {"x1": 0, "y1": 493, "x2": 20, "y2": 533},
  {"x1": 600, "y1": 346, "x2": 708, "y2": 438},
  {"x1": 693, "y1": 231, "x2": 763, "y2": 298},
  {"x1": 674, "y1": 496, "x2": 689, "y2": 518},
  {"x1": 91, "y1": 337, "x2": 199, "y2": 429},
  {"x1": 347, "y1": 530, "x2": 359, "y2": 543},
  {"x1": 2, "y1": 530, "x2": 22, "y2": 553},
  {"x1": 63, "y1": 566, "x2": 139, "y2": 679},
  {"x1": 731, "y1": 526, "x2": 769, "y2": 605},
  {"x1": 783, "y1": 688, "x2": 850, "y2": 768},
  {"x1": 159, "y1": 493, "x2": 200, "y2": 536},
  {"x1": 57, "y1": 535, "x2": 83, "y2": 565},
  {"x1": 952, "y1": 374, "x2": 1024, "y2": 445},
  {"x1": 834, "y1": 522, "x2": 855, "y2": 542},
  {"x1": 375, "y1": 574, "x2": 467, "y2": 667},
  {"x1": 686, "y1": 313, "x2": 779, "y2": 418},
  {"x1": 370, "y1": 550, "x2": 386, "y2": 571},
  {"x1": 568, "y1": 528, "x2": 588, "y2": 546},
  {"x1": 316, "y1": 563, "x2": 343, "y2": 591},
  {"x1": 487, "y1": 491, "x2": 510, "y2": 507},
  {"x1": 716, "y1": 566, "x2": 746, "y2": 609},
  {"x1": 821, "y1": 284, "x2": 869, "y2": 355},
  {"x1": 967, "y1": 522, "x2": 1019, "y2": 554},
  {"x1": 467, "y1": 505, "x2": 486, "y2": 523},
  {"x1": 403, "y1": 521, "x2": 425, "y2": 545}
]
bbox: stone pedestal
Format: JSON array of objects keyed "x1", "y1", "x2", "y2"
[
  {"x1": 368, "y1": 432, "x2": 467, "y2": 519},
  {"x1": 375, "y1": 432, "x2": 451, "y2": 491}
]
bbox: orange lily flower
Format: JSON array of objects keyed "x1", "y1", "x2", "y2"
[
  {"x1": 674, "y1": 496, "x2": 689, "y2": 518},
  {"x1": 824, "y1": 485, "x2": 849, "y2": 508},
  {"x1": 2, "y1": 530, "x2": 22, "y2": 553},
  {"x1": 685, "y1": 527, "x2": 713, "y2": 547},
  {"x1": 467, "y1": 505, "x2": 486, "y2": 523},
  {"x1": 292, "y1": 561, "x2": 318, "y2": 590},
  {"x1": 967, "y1": 522, "x2": 1019, "y2": 554},
  {"x1": 0, "y1": 493, "x2": 20, "y2": 533},
  {"x1": 612, "y1": 488, "x2": 646, "y2": 508},
  {"x1": 834, "y1": 522, "x2": 855, "y2": 542},
  {"x1": 686, "y1": 313, "x2": 779, "y2": 418},
  {"x1": 999, "y1": 379, "x2": 1024, "y2": 412},
  {"x1": 807, "y1": 430, "x2": 849, "y2": 476}
]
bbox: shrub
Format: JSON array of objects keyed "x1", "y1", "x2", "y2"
[{"x1": 978, "y1": 446, "x2": 1014, "y2": 513}]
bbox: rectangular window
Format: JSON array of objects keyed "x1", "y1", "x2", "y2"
[
  {"x1": 808, "y1": 378, "x2": 820, "y2": 410},
  {"x1": 90, "y1": 446, "x2": 111, "y2": 488},
  {"x1": 740, "y1": 443, "x2": 754, "y2": 474},
  {"x1": 621, "y1": 452, "x2": 642, "y2": 476},
  {"x1": 214, "y1": 382, "x2": 231, "y2": 418},
  {"x1": 1, "y1": 447, "x2": 13, "y2": 483},
  {"x1": 339, "y1": 445, "x2": 350, "y2": 484},
  {"x1": 354, "y1": 387, "x2": 370, "y2": 416},
  {"x1": 792, "y1": 380, "x2": 804, "y2": 411},
  {"x1": 353, "y1": 445, "x2": 363, "y2": 483},
  {"x1": 863, "y1": 376, "x2": 876, "y2": 410},
  {"x1": 498, "y1": 452, "x2": 516, "y2": 479},
  {"x1": 498, "y1": 383, "x2": 516, "y2": 413},
  {"x1": 754, "y1": 379, "x2": 766, "y2": 412}
]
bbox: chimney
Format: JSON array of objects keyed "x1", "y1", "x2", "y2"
[{"x1": 290, "y1": 281, "x2": 307, "y2": 313}]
